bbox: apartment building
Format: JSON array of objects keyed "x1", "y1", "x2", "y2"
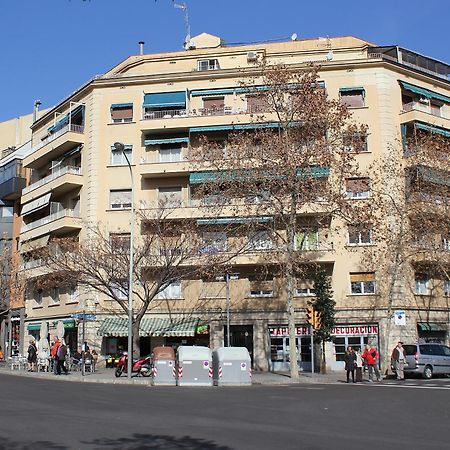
[{"x1": 18, "y1": 33, "x2": 449, "y2": 371}]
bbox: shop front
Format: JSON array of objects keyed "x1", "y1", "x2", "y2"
[
  {"x1": 330, "y1": 324, "x2": 379, "y2": 372},
  {"x1": 269, "y1": 325, "x2": 312, "y2": 372},
  {"x1": 417, "y1": 322, "x2": 447, "y2": 344},
  {"x1": 25, "y1": 319, "x2": 78, "y2": 353}
]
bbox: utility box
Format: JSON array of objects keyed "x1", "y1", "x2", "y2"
[
  {"x1": 176, "y1": 346, "x2": 212, "y2": 386},
  {"x1": 212, "y1": 347, "x2": 252, "y2": 386},
  {"x1": 151, "y1": 346, "x2": 176, "y2": 386}
]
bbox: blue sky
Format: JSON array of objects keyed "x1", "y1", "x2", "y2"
[{"x1": 1, "y1": 0, "x2": 449, "y2": 122}]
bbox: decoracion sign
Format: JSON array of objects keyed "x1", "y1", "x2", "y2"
[
  {"x1": 331, "y1": 325, "x2": 379, "y2": 336},
  {"x1": 269, "y1": 326, "x2": 311, "y2": 337},
  {"x1": 394, "y1": 310, "x2": 406, "y2": 326}
]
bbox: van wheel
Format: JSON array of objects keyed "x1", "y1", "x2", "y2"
[{"x1": 423, "y1": 365, "x2": 433, "y2": 379}]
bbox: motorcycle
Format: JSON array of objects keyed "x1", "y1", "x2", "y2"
[{"x1": 114, "y1": 351, "x2": 152, "y2": 377}]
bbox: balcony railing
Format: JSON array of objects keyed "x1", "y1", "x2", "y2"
[
  {"x1": 401, "y1": 102, "x2": 447, "y2": 119},
  {"x1": 33, "y1": 124, "x2": 84, "y2": 152},
  {"x1": 23, "y1": 166, "x2": 82, "y2": 195},
  {"x1": 19, "y1": 258, "x2": 44, "y2": 271},
  {"x1": 21, "y1": 208, "x2": 80, "y2": 232},
  {"x1": 143, "y1": 109, "x2": 188, "y2": 120}
]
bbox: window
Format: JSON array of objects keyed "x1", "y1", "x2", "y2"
[
  {"x1": 249, "y1": 275, "x2": 274, "y2": 297},
  {"x1": 158, "y1": 187, "x2": 182, "y2": 207},
  {"x1": 201, "y1": 193, "x2": 228, "y2": 206},
  {"x1": 68, "y1": 285, "x2": 78, "y2": 303},
  {"x1": 201, "y1": 232, "x2": 227, "y2": 254},
  {"x1": 110, "y1": 233, "x2": 131, "y2": 253},
  {"x1": 415, "y1": 276, "x2": 430, "y2": 295},
  {"x1": 295, "y1": 229, "x2": 319, "y2": 251},
  {"x1": 109, "y1": 189, "x2": 132, "y2": 209},
  {"x1": 340, "y1": 88, "x2": 365, "y2": 108},
  {"x1": 350, "y1": 273, "x2": 376, "y2": 295},
  {"x1": 197, "y1": 59, "x2": 220, "y2": 71},
  {"x1": 248, "y1": 231, "x2": 273, "y2": 250},
  {"x1": 348, "y1": 224, "x2": 372, "y2": 245},
  {"x1": 0, "y1": 206, "x2": 13, "y2": 218},
  {"x1": 50, "y1": 287, "x2": 60, "y2": 304},
  {"x1": 159, "y1": 146, "x2": 182, "y2": 163},
  {"x1": 110, "y1": 103, "x2": 133, "y2": 123},
  {"x1": 444, "y1": 280, "x2": 450, "y2": 297},
  {"x1": 110, "y1": 144, "x2": 132, "y2": 165},
  {"x1": 34, "y1": 289, "x2": 43, "y2": 306},
  {"x1": 201, "y1": 97, "x2": 225, "y2": 115},
  {"x1": 158, "y1": 281, "x2": 182, "y2": 299},
  {"x1": 245, "y1": 190, "x2": 270, "y2": 204},
  {"x1": 343, "y1": 133, "x2": 368, "y2": 152},
  {"x1": 111, "y1": 284, "x2": 127, "y2": 300},
  {"x1": 443, "y1": 237, "x2": 450, "y2": 251},
  {"x1": 246, "y1": 94, "x2": 269, "y2": 114},
  {"x1": 295, "y1": 280, "x2": 316, "y2": 297},
  {"x1": 346, "y1": 178, "x2": 371, "y2": 199}
]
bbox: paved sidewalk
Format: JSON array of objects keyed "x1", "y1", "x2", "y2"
[{"x1": 0, "y1": 363, "x2": 344, "y2": 386}]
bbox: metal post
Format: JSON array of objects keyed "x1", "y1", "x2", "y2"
[
  {"x1": 310, "y1": 328, "x2": 315, "y2": 374},
  {"x1": 226, "y1": 273, "x2": 230, "y2": 347},
  {"x1": 81, "y1": 313, "x2": 86, "y2": 376},
  {"x1": 114, "y1": 143, "x2": 135, "y2": 380}
]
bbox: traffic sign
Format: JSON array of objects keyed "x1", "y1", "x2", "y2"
[{"x1": 71, "y1": 313, "x2": 97, "y2": 321}]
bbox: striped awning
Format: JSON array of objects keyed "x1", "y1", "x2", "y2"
[{"x1": 97, "y1": 317, "x2": 199, "y2": 337}]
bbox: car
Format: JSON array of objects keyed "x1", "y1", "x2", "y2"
[{"x1": 401, "y1": 343, "x2": 450, "y2": 379}]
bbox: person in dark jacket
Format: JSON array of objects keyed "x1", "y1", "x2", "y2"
[
  {"x1": 27, "y1": 340, "x2": 37, "y2": 372},
  {"x1": 56, "y1": 339, "x2": 68, "y2": 375},
  {"x1": 344, "y1": 346, "x2": 357, "y2": 383}
]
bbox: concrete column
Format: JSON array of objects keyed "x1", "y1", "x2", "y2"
[{"x1": 253, "y1": 320, "x2": 269, "y2": 371}]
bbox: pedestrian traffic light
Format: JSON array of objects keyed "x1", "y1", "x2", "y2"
[{"x1": 306, "y1": 306, "x2": 314, "y2": 327}]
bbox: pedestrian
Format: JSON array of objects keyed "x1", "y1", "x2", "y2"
[
  {"x1": 50, "y1": 336, "x2": 60, "y2": 375},
  {"x1": 362, "y1": 344, "x2": 381, "y2": 382},
  {"x1": 391, "y1": 341, "x2": 406, "y2": 380},
  {"x1": 27, "y1": 340, "x2": 37, "y2": 372},
  {"x1": 56, "y1": 339, "x2": 68, "y2": 375},
  {"x1": 355, "y1": 348, "x2": 363, "y2": 382},
  {"x1": 344, "y1": 346, "x2": 357, "y2": 383}
]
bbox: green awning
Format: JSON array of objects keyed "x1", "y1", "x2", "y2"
[
  {"x1": 190, "y1": 122, "x2": 281, "y2": 133},
  {"x1": 417, "y1": 322, "x2": 447, "y2": 332},
  {"x1": 27, "y1": 323, "x2": 41, "y2": 331},
  {"x1": 144, "y1": 137, "x2": 189, "y2": 146},
  {"x1": 191, "y1": 88, "x2": 237, "y2": 97},
  {"x1": 143, "y1": 92, "x2": 186, "y2": 108},
  {"x1": 415, "y1": 122, "x2": 450, "y2": 138},
  {"x1": 296, "y1": 166, "x2": 330, "y2": 178},
  {"x1": 197, "y1": 216, "x2": 272, "y2": 225},
  {"x1": 339, "y1": 87, "x2": 365, "y2": 93},
  {"x1": 53, "y1": 319, "x2": 76, "y2": 329},
  {"x1": 111, "y1": 103, "x2": 133, "y2": 108},
  {"x1": 399, "y1": 81, "x2": 450, "y2": 104},
  {"x1": 97, "y1": 317, "x2": 199, "y2": 337},
  {"x1": 416, "y1": 166, "x2": 450, "y2": 187}
]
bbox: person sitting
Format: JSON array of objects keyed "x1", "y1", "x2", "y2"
[{"x1": 72, "y1": 348, "x2": 82, "y2": 370}]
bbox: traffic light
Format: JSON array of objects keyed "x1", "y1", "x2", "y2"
[
  {"x1": 313, "y1": 310, "x2": 322, "y2": 330},
  {"x1": 306, "y1": 306, "x2": 314, "y2": 327}
]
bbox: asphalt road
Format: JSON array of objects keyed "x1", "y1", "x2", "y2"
[{"x1": 1, "y1": 374, "x2": 449, "y2": 450}]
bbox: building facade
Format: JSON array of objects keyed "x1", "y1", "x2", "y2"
[{"x1": 18, "y1": 33, "x2": 449, "y2": 372}]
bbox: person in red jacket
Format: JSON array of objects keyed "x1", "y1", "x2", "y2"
[
  {"x1": 50, "y1": 336, "x2": 60, "y2": 375},
  {"x1": 362, "y1": 344, "x2": 381, "y2": 382}
]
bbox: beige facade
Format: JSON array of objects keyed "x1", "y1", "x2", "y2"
[{"x1": 18, "y1": 33, "x2": 450, "y2": 371}]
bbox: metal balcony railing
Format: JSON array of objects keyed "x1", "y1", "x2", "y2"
[
  {"x1": 33, "y1": 124, "x2": 84, "y2": 152},
  {"x1": 21, "y1": 208, "x2": 80, "y2": 232},
  {"x1": 23, "y1": 166, "x2": 82, "y2": 195}
]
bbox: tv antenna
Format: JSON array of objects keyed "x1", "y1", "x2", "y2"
[{"x1": 174, "y1": 2, "x2": 192, "y2": 49}]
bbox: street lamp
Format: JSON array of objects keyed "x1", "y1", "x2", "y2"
[
  {"x1": 113, "y1": 142, "x2": 134, "y2": 379},
  {"x1": 217, "y1": 272, "x2": 239, "y2": 347}
]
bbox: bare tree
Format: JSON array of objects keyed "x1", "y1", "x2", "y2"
[{"x1": 189, "y1": 64, "x2": 368, "y2": 379}]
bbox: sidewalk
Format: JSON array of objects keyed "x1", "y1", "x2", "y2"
[{"x1": 0, "y1": 363, "x2": 343, "y2": 386}]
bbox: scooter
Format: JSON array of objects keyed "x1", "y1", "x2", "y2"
[{"x1": 114, "y1": 351, "x2": 152, "y2": 377}]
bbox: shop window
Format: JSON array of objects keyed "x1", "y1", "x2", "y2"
[
  {"x1": 109, "y1": 189, "x2": 132, "y2": 209},
  {"x1": 340, "y1": 88, "x2": 365, "y2": 108},
  {"x1": 248, "y1": 231, "x2": 273, "y2": 251},
  {"x1": 346, "y1": 178, "x2": 371, "y2": 199},
  {"x1": 348, "y1": 224, "x2": 372, "y2": 245},
  {"x1": 110, "y1": 233, "x2": 131, "y2": 253},
  {"x1": 350, "y1": 272, "x2": 376, "y2": 295},
  {"x1": 197, "y1": 59, "x2": 220, "y2": 71},
  {"x1": 158, "y1": 281, "x2": 182, "y2": 299},
  {"x1": 158, "y1": 187, "x2": 182, "y2": 207},
  {"x1": 343, "y1": 133, "x2": 368, "y2": 152},
  {"x1": 415, "y1": 276, "x2": 430, "y2": 295},
  {"x1": 110, "y1": 104, "x2": 133, "y2": 123},
  {"x1": 110, "y1": 144, "x2": 132, "y2": 165}
]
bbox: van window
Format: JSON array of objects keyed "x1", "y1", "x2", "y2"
[
  {"x1": 403, "y1": 345, "x2": 417, "y2": 356},
  {"x1": 442, "y1": 346, "x2": 450, "y2": 357},
  {"x1": 419, "y1": 344, "x2": 437, "y2": 355}
]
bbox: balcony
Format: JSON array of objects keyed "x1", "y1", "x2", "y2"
[
  {"x1": 21, "y1": 208, "x2": 82, "y2": 241},
  {"x1": 0, "y1": 176, "x2": 26, "y2": 201},
  {"x1": 22, "y1": 166, "x2": 82, "y2": 204},
  {"x1": 24, "y1": 124, "x2": 85, "y2": 169},
  {"x1": 400, "y1": 103, "x2": 450, "y2": 129}
]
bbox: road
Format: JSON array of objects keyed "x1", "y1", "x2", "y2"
[{"x1": 0, "y1": 374, "x2": 449, "y2": 450}]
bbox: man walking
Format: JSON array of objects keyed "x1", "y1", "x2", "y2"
[
  {"x1": 362, "y1": 344, "x2": 381, "y2": 382},
  {"x1": 391, "y1": 341, "x2": 406, "y2": 380}
]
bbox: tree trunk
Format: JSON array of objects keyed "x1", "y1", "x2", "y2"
[
  {"x1": 132, "y1": 320, "x2": 141, "y2": 358},
  {"x1": 321, "y1": 340, "x2": 327, "y2": 374}
]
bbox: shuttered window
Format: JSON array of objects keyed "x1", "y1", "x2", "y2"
[
  {"x1": 350, "y1": 273, "x2": 375, "y2": 294},
  {"x1": 346, "y1": 178, "x2": 371, "y2": 199},
  {"x1": 109, "y1": 190, "x2": 132, "y2": 209},
  {"x1": 246, "y1": 94, "x2": 269, "y2": 113},
  {"x1": 111, "y1": 104, "x2": 133, "y2": 123},
  {"x1": 158, "y1": 187, "x2": 182, "y2": 207},
  {"x1": 340, "y1": 88, "x2": 365, "y2": 107},
  {"x1": 110, "y1": 145, "x2": 132, "y2": 165}
]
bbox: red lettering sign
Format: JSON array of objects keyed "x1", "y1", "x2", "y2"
[{"x1": 331, "y1": 325, "x2": 379, "y2": 336}]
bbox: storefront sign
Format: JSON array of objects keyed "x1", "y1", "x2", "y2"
[
  {"x1": 331, "y1": 325, "x2": 378, "y2": 336},
  {"x1": 269, "y1": 326, "x2": 311, "y2": 337}
]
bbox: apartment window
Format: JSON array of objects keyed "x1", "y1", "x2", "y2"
[
  {"x1": 201, "y1": 232, "x2": 227, "y2": 254},
  {"x1": 295, "y1": 229, "x2": 319, "y2": 251},
  {"x1": 110, "y1": 189, "x2": 132, "y2": 209},
  {"x1": 444, "y1": 280, "x2": 450, "y2": 297},
  {"x1": 158, "y1": 281, "x2": 182, "y2": 299},
  {"x1": 201, "y1": 193, "x2": 229, "y2": 206},
  {"x1": 246, "y1": 94, "x2": 269, "y2": 114},
  {"x1": 68, "y1": 285, "x2": 78, "y2": 303},
  {"x1": 110, "y1": 233, "x2": 131, "y2": 253},
  {"x1": 295, "y1": 280, "x2": 316, "y2": 297},
  {"x1": 110, "y1": 103, "x2": 133, "y2": 123},
  {"x1": 249, "y1": 274, "x2": 274, "y2": 298},
  {"x1": 197, "y1": 59, "x2": 220, "y2": 71},
  {"x1": 350, "y1": 273, "x2": 376, "y2": 295},
  {"x1": 248, "y1": 231, "x2": 273, "y2": 250},
  {"x1": 50, "y1": 287, "x2": 60, "y2": 304},
  {"x1": 202, "y1": 97, "x2": 225, "y2": 115},
  {"x1": 0, "y1": 206, "x2": 13, "y2": 218},
  {"x1": 340, "y1": 88, "x2": 365, "y2": 108},
  {"x1": 34, "y1": 289, "x2": 43, "y2": 306},
  {"x1": 346, "y1": 178, "x2": 371, "y2": 199},
  {"x1": 245, "y1": 190, "x2": 270, "y2": 204},
  {"x1": 159, "y1": 146, "x2": 182, "y2": 163},
  {"x1": 111, "y1": 283, "x2": 127, "y2": 300},
  {"x1": 343, "y1": 133, "x2": 368, "y2": 152},
  {"x1": 158, "y1": 187, "x2": 182, "y2": 207},
  {"x1": 110, "y1": 144, "x2": 132, "y2": 165},
  {"x1": 443, "y1": 237, "x2": 450, "y2": 251},
  {"x1": 415, "y1": 276, "x2": 430, "y2": 295},
  {"x1": 348, "y1": 224, "x2": 372, "y2": 245}
]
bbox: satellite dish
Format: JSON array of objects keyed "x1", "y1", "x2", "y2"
[{"x1": 291, "y1": 33, "x2": 298, "y2": 41}]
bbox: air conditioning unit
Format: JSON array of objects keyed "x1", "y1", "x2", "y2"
[{"x1": 247, "y1": 51, "x2": 258, "y2": 62}]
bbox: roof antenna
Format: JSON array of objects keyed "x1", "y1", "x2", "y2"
[{"x1": 174, "y1": 2, "x2": 192, "y2": 49}]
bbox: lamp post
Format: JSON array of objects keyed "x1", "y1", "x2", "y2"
[
  {"x1": 113, "y1": 142, "x2": 134, "y2": 379},
  {"x1": 217, "y1": 273, "x2": 238, "y2": 347}
]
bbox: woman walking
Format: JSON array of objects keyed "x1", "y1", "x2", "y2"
[
  {"x1": 344, "y1": 346, "x2": 357, "y2": 383},
  {"x1": 27, "y1": 340, "x2": 37, "y2": 372}
]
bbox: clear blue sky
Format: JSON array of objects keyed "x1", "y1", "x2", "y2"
[{"x1": 1, "y1": 0, "x2": 449, "y2": 122}]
